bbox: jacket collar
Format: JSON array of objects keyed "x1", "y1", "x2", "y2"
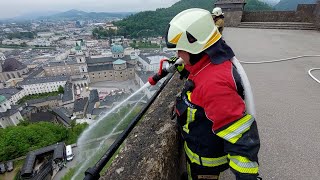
[{"x1": 185, "y1": 55, "x2": 211, "y2": 77}]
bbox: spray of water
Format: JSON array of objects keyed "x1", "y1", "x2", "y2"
[
  {"x1": 71, "y1": 82, "x2": 151, "y2": 179},
  {"x1": 77, "y1": 82, "x2": 150, "y2": 145}
]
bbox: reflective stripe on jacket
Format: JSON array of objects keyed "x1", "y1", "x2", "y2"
[{"x1": 177, "y1": 55, "x2": 260, "y2": 176}]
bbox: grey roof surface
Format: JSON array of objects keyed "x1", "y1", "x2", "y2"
[
  {"x1": 88, "y1": 64, "x2": 114, "y2": 72},
  {"x1": 30, "y1": 112, "x2": 55, "y2": 123},
  {"x1": 46, "y1": 60, "x2": 78, "y2": 67},
  {"x1": 26, "y1": 67, "x2": 44, "y2": 79},
  {"x1": 87, "y1": 62, "x2": 134, "y2": 72},
  {"x1": 127, "y1": 64, "x2": 135, "y2": 68},
  {"x1": 19, "y1": 75, "x2": 69, "y2": 86},
  {"x1": 86, "y1": 103, "x2": 95, "y2": 115},
  {"x1": 53, "y1": 108, "x2": 71, "y2": 126},
  {"x1": 86, "y1": 89, "x2": 99, "y2": 115},
  {"x1": 20, "y1": 106, "x2": 37, "y2": 116},
  {"x1": 87, "y1": 57, "x2": 114, "y2": 64},
  {"x1": 87, "y1": 55, "x2": 132, "y2": 65},
  {"x1": 0, "y1": 108, "x2": 19, "y2": 118},
  {"x1": 138, "y1": 53, "x2": 169, "y2": 64},
  {"x1": 71, "y1": 76, "x2": 88, "y2": 81},
  {"x1": 2, "y1": 58, "x2": 27, "y2": 72},
  {"x1": 21, "y1": 142, "x2": 65, "y2": 177},
  {"x1": 0, "y1": 87, "x2": 22, "y2": 99},
  {"x1": 92, "y1": 107, "x2": 108, "y2": 115},
  {"x1": 100, "y1": 93, "x2": 129, "y2": 107},
  {"x1": 62, "y1": 82, "x2": 74, "y2": 102},
  {"x1": 73, "y1": 97, "x2": 88, "y2": 113},
  {"x1": 59, "y1": 107, "x2": 72, "y2": 117},
  {"x1": 89, "y1": 89, "x2": 99, "y2": 103},
  {"x1": 26, "y1": 95, "x2": 61, "y2": 105}
]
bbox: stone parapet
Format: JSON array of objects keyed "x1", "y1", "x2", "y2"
[{"x1": 102, "y1": 73, "x2": 184, "y2": 180}]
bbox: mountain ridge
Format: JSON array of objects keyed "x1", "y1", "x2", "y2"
[{"x1": 274, "y1": 0, "x2": 317, "y2": 10}]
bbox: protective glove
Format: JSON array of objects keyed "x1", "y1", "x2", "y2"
[{"x1": 167, "y1": 56, "x2": 189, "y2": 79}]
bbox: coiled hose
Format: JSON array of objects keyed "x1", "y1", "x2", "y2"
[{"x1": 239, "y1": 55, "x2": 320, "y2": 84}]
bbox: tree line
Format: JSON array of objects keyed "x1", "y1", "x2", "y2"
[
  {"x1": 107, "y1": 0, "x2": 273, "y2": 38},
  {"x1": 0, "y1": 121, "x2": 87, "y2": 161}
]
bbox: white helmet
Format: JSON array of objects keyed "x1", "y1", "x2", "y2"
[
  {"x1": 212, "y1": 7, "x2": 224, "y2": 16},
  {"x1": 165, "y1": 8, "x2": 221, "y2": 54}
]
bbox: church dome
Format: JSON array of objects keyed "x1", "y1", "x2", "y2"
[{"x1": 111, "y1": 45, "x2": 124, "y2": 54}]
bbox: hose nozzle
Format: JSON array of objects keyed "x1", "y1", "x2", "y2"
[{"x1": 148, "y1": 58, "x2": 183, "y2": 86}]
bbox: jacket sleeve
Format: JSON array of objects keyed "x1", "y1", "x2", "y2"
[
  {"x1": 215, "y1": 19, "x2": 224, "y2": 33},
  {"x1": 202, "y1": 80, "x2": 260, "y2": 178}
]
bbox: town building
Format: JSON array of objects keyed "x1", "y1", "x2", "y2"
[
  {"x1": 0, "y1": 95, "x2": 23, "y2": 128},
  {"x1": 87, "y1": 45, "x2": 136, "y2": 83},
  {"x1": 19, "y1": 76, "x2": 69, "y2": 95},
  {"x1": 0, "y1": 57, "x2": 29, "y2": 83},
  {"x1": 137, "y1": 52, "x2": 168, "y2": 72}
]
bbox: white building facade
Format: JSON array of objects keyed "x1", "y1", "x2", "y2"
[
  {"x1": 0, "y1": 96, "x2": 23, "y2": 128},
  {"x1": 19, "y1": 76, "x2": 69, "y2": 95}
]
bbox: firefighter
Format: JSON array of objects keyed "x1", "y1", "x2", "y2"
[
  {"x1": 165, "y1": 8, "x2": 261, "y2": 180},
  {"x1": 212, "y1": 7, "x2": 225, "y2": 34}
]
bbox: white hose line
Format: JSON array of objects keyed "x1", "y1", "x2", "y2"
[
  {"x1": 232, "y1": 57, "x2": 256, "y2": 118},
  {"x1": 239, "y1": 55, "x2": 320, "y2": 84},
  {"x1": 239, "y1": 55, "x2": 320, "y2": 64},
  {"x1": 309, "y1": 68, "x2": 320, "y2": 84}
]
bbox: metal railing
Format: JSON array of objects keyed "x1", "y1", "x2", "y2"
[{"x1": 83, "y1": 73, "x2": 174, "y2": 180}]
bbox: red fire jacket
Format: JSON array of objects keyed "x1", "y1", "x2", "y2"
[{"x1": 184, "y1": 55, "x2": 245, "y2": 131}]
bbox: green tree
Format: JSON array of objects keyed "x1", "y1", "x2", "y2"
[
  {"x1": 66, "y1": 122, "x2": 88, "y2": 144},
  {"x1": 0, "y1": 121, "x2": 88, "y2": 161},
  {"x1": 58, "y1": 85, "x2": 64, "y2": 94},
  {"x1": 17, "y1": 119, "x2": 31, "y2": 126},
  {"x1": 0, "y1": 122, "x2": 68, "y2": 161}
]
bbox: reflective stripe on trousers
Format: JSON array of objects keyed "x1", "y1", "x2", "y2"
[
  {"x1": 184, "y1": 142, "x2": 228, "y2": 167},
  {"x1": 228, "y1": 154, "x2": 259, "y2": 174}
]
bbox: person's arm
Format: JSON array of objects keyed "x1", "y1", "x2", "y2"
[
  {"x1": 215, "y1": 19, "x2": 224, "y2": 33},
  {"x1": 203, "y1": 79, "x2": 260, "y2": 179}
]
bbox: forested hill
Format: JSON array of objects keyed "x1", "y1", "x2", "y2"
[
  {"x1": 114, "y1": 0, "x2": 213, "y2": 37},
  {"x1": 114, "y1": 0, "x2": 273, "y2": 37},
  {"x1": 274, "y1": 0, "x2": 317, "y2": 10},
  {"x1": 245, "y1": 0, "x2": 274, "y2": 11}
]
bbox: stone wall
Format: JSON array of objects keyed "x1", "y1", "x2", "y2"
[
  {"x1": 242, "y1": 11, "x2": 297, "y2": 22},
  {"x1": 242, "y1": 4, "x2": 316, "y2": 23},
  {"x1": 102, "y1": 73, "x2": 184, "y2": 180},
  {"x1": 296, "y1": 4, "x2": 316, "y2": 22},
  {"x1": 314, "y1": 1, "x2": 320, "y2": 29},
  {"x1": 215, "y1": 0, "x2": 246, "y2": 27},
  {"x1": 224, "y1": 11, "x2": 244, "y2": 26}
]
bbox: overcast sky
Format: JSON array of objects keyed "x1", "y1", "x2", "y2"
[{"x1": 0, "y1": 0, "x2": 180, "y2": 19}]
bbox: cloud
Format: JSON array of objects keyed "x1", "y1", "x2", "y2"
[{"x1": 0, "y1": 0, "x2": 179, "y2": 18}]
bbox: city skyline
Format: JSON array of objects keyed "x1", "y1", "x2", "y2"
[{"x1": 0, "y1": 0, "x2": 179, "y2": 19}]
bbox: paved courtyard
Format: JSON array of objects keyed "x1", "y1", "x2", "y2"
[{"x1": 220, "y1": 28, "x2": 320, "y2": 179}]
